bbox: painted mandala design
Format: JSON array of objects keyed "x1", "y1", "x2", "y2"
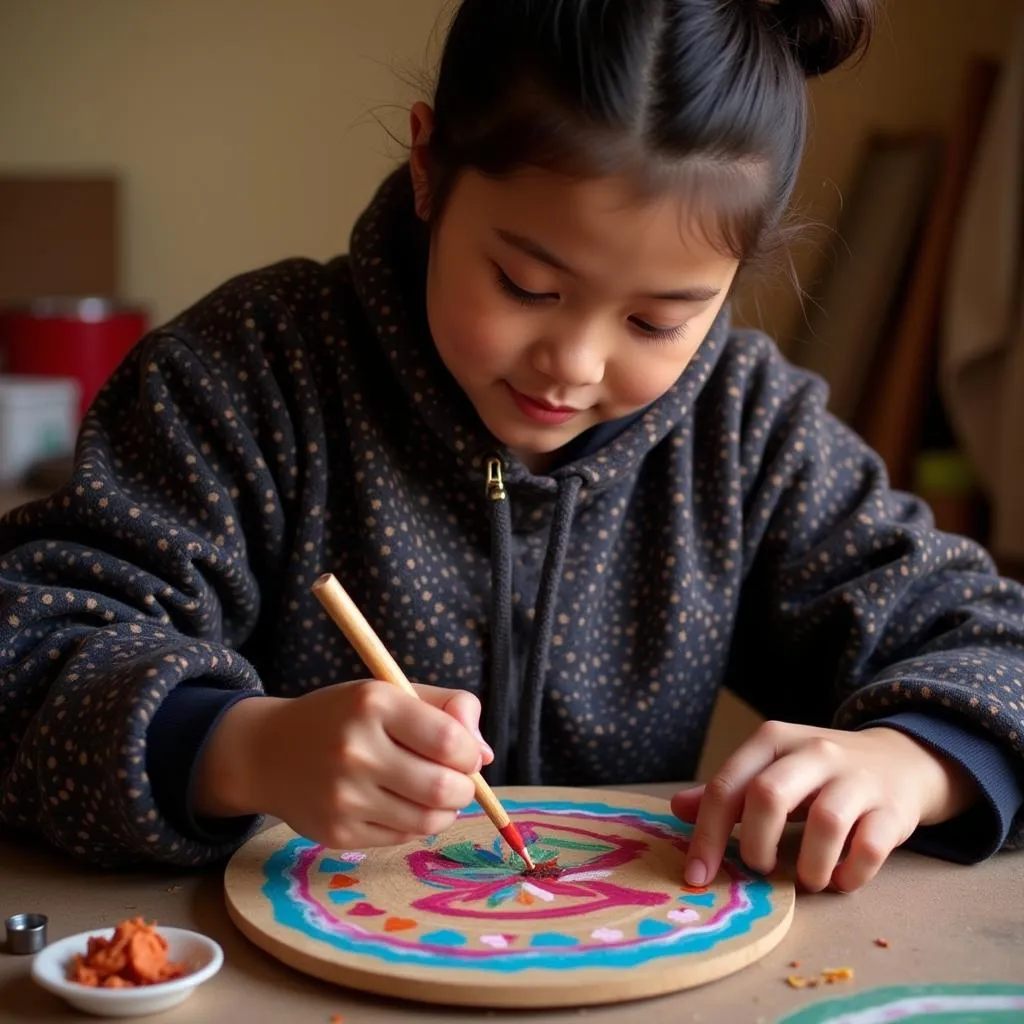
[{"x1": 260, "y1": 798, "x2": 777, "y2": 972}]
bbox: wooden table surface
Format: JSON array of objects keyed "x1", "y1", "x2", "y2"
[{"x1": 1, "y1": 783, "x2": 1022, "y2": 1023}]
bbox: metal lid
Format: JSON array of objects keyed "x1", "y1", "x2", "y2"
[{"x1": 5, "y1": 913, "x2": 48, "y2": 954}]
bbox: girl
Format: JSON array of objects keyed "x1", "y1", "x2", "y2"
[{"x1": 1, "y1": 0, "x2": 1021, "y2": 894}]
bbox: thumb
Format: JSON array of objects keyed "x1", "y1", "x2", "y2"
[
  {"x1": 671, "y1": 785, "x2": 706, "y2": 824},
  {"x1": 410, "y1": 684, "x2": 494, "y2": 766}
]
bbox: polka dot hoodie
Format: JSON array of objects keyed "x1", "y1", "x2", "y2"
[{"x1": 1, "y1": 167, "x2": 1022, "y2": 868}]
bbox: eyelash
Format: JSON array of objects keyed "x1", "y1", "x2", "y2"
[
  {"x1": 495, "y1": 268, "x2": 549, "y2": 306},
  {"x1": 494, "y1": 268, "x2": 689, "y2": 344}
]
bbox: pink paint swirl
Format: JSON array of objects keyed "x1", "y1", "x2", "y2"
[{"x1": 407, "y1": 821, "x2": 670, "y2": 920}]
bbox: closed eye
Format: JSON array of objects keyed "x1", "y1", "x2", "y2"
[
  {"x1": 630, "y1": 318, "x2": 689, "y2": 343},
  {"x1": 496, "y1": 265, "x2": 688, "y2": 343},
  {"x1": 495, "y1": 267, "x2": 558, "y2": 305}
]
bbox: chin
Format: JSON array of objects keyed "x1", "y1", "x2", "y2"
[
  {"x1": 472, "y1": 389, "x2": 596, "y2": 456},
  {"x1": 494, "y1": 422, "x2": 584, "y2": 456},
  {"x1": 473, "y1": 406, "x2": 550, "y2": 446}
]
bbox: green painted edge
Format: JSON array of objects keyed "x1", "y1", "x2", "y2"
[{"x1": 777, "y1": 983, "x2": 1024, "y2": 1024}]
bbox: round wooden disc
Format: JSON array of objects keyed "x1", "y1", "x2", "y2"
[{"x1": 224, "y1": 787, "x2": 795, "y2": 1009}]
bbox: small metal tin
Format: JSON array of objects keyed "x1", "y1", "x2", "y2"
[{"x1": 5, "y1": 913, "x2": 48, "y2": 954}]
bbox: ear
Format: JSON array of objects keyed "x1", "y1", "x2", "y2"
[{"x1": 409, "y1": 101, "x2": 436, "y2": 222}]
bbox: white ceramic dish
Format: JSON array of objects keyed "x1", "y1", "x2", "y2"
[{"x1": 31, "y1": 925, "x2": 223, "y2": 1017}]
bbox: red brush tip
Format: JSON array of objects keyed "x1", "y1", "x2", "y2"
[{"x1": 498, "y1": 822, "x2": 534, "y2": 869}]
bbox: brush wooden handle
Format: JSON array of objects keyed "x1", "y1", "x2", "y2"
[
  {"x1": 313, "y1": 573, "x2": 418, "y2": 700},
  {"x1": 311, "y1": 573, "x2": 513, "y2": 831}
]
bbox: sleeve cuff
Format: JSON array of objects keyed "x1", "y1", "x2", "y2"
[
  {"x1": 147, "y1": 684, "x2": 264, "y2": 845},
  {"x1": 857, "y1": 711, "x2": 1024, "y2": 863}
]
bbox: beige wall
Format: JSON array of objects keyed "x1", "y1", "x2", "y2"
[
  {"x1": 0, "y1": 0, "x2": 452, "y2": 325},
  {"x1": 2, "y1": 0, "x2": 1021, "y2": 333}
]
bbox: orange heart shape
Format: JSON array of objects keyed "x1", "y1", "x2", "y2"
[
  {"x1": 329, "y1": 874, "x2": 359, "y2": 889},
  {"x1": 383, "y1": 917, "x2": 417, "y2": 932}
]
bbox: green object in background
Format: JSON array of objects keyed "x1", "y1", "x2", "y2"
[
  {"x1": 776, "y1": 982, "x2": 1024, "y2": 1023},
  {"x1": 913, "y1": 449, "x2": 978, "y2": 497}
]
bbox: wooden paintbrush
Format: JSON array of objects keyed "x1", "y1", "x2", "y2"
[{"x1": 311, "y1": 572, "x2": 535, "y2": 871}]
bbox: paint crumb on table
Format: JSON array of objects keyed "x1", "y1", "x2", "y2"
[
  {"x1": 786, "y1": 966, "x2": 854, "y2": 989},
  {"x1": 874, "y1": 937, "x2": 890, "y2": 948},
  {"x1": 822, "y1": 967, "x2": 855, "y2": 984},
  {"x1": 788, "y1": 960, "x2": 801, "y2": 968},
  {"x1": 329, "y1": 1015, "x2": 344, "y2": 1023}
]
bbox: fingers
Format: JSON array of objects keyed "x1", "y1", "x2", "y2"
[
  {"x1": 366, "y1": 685, "x2": 482, "y2": 774},
  {"x1": 795, "y1": 774, "x2": 874, "y2": 891},
  {"x1": 684, "y1": 722, "x2": 792, "y2": 886},
  {"x1": 322, "y1": 820, "x2": 419, "y2": 851},
  {"x1": 441, "y1": 689, "x2": 495, "y2": 767},
  {"x1": 670, "y1": 785, "x2": 705, "y2": 823},
  {"x1": 831, "y1": 808, "x2": 908, "y2": 893},
  {"x1": 677, "y1": 723, "x2": 915, "y2": 895},
  {"x1": 369, "y1": 787, "x2": 462, "y2": 837},
  {"x1": 410, "y1": 684, "x2": 495, "y2": 766},
  {"x1": 739, "y1": 748, "x2": 836, "y2": 875},
  {"x1": 326, "y1": 749, "x2": 470, "y2": 844},
  {"x1": 382, "y1": 745, "x2": 477, "y2": 812}
]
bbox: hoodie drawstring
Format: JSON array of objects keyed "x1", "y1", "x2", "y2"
[
  {"x1": 484, "y1": 459, "x2": 513, "y2": 784},
  {"x1": 483, "y1": 458, "x2": 582, "y2": 786}
]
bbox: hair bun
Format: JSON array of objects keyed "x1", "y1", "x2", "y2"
[{"x1": 770, "y1": 0, "x2": 875, "y2": 76}]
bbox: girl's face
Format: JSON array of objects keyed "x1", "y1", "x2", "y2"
[{"x1": 410, "y1": 106, "x2": 740, "y2": 472}]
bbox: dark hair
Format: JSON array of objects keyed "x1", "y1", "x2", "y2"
[{"x1": 425, "y1": 0, "x2": 875, "y2": 270}]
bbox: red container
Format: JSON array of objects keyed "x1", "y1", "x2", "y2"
[{"x1": 0, "y1": 297, "x2": 148, "y2": 420}]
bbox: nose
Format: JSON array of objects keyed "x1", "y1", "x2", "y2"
[{"x1": 530, "y1": 324, "x2": 606, "y2": 388}]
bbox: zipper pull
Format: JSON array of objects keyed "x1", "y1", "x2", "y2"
[{"x1": 486, "y1": 458, "x2": 507, "y2": 501}]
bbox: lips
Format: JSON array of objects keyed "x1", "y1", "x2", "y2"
[
  {"x1": 505, "y1": 383, "x2": 582, "y2": 426},
  {"x1": 531, "y1": 397, "x2": 577, "y2": 413}
]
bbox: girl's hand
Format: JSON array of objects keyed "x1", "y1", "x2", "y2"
[
  {"x1": 672, "y1": 721, "x2": 979, "y2": 893},
  {"x1": 193, "y1": 681, "x2": 493, "y2": 850}
]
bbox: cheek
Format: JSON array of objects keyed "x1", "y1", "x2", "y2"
[
  {"x1": 609, "y1": 302, "x2": 724, "y2": 409},
  {"x1": 610, "y1": 341, "x2": 702, "y2": 408},
  {"x1": 427, "y1": 263, "x2": 524, "y2": 376}
]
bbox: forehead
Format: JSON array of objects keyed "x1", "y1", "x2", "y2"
[{"x1": 443, "y1": 167, "x2": 740, "y2": 285}]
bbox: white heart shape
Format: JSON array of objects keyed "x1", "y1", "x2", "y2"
[
  {"x1": 668, "y1": 908, "x2": 700, "y2": 924},
  {"x1": 591, "y1": 927, "x2": 624, "y2": 943},
  {"x1": 480, "y1": 934, "x2": 509, "y2": 949}
]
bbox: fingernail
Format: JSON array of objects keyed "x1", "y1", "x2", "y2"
[
  {"x1": 473, "y1": 726, "x2": 494, "y2": 760},
  {"x1": 684, "y1": 858, "x2": 708, "y2": 887}
]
